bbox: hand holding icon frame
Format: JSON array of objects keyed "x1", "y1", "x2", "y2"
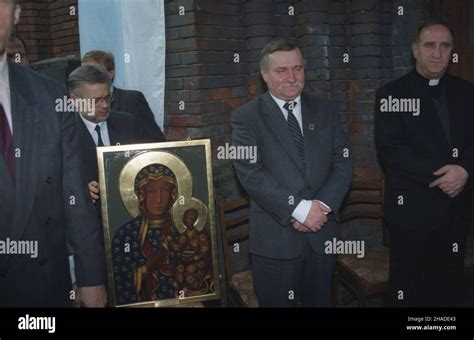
[{"x1": 97, "y1": 139, "x2": 220, "y2": 307}]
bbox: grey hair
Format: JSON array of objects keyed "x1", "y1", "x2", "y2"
[
  {"x1": 67, "y1": 64, "x2": 110, "y2": 94},
  {"x1": 259, "y1": 39, "x2": 305, "y2": 71}
]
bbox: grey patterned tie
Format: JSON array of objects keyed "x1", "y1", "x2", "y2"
[{"x1": 283, "y1": 101, "x2": 305, "y2": 162}]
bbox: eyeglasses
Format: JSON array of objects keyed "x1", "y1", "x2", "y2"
[
  {"x1": 74, "y1": 93, "x2": 112, "y2": 105},
  {"x1": 91, "y1": 94, "x2": 113, "y2": 105}
]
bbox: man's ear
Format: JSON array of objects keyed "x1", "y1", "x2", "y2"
[
  {"x1": 260, "y1": 69, "x2": 268, "y2": 83},
  {"x1": 13, "y1": 5, "x2": 21, "y2": 25},
  {"x1": 108, "y1": 69, "x2": 115, "y2": 83},
  {"x1": 411, "y1": 42, "x2": 418, "y2": 61}
]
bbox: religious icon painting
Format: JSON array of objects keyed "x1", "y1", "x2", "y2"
[{"x1": 97, "y1": 139, "x2": 220, "y2": 307}]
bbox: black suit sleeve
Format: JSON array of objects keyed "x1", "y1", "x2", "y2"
[
  {"x1": 61, "y1": 110, "x2": 105, "y2": 287},
  {"x1": 455, "y1": 82, "x2": 474, "y2": 189},
  {"x1": 135, "y1": 92, "x2": 166, "y2": 142},
  {"x1": 134, "y1": 114, "x2": 151, "y2": 144},
  {"x1": 457, "y1": 142, "x2": 474, "y2": 190}
]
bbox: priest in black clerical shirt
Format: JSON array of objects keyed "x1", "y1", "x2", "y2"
[{"x1": 375, "y1": 20, "x2": 474, "y2": 307}]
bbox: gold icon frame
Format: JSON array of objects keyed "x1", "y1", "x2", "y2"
[{"x1": 97, "y1": 139, "x2": 220, "y2": 307}]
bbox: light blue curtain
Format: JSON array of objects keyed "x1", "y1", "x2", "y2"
[{"x1": 78, "y1": 0, "x2": 165, "y2": 128}]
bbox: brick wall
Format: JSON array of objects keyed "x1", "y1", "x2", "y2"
[
  {"x1": 15, "y1": 0, "x2": 440, "y2": 234},
  {"x1": 164, "y1": 0, "x2": 248, "y2": 201},
  {"x1": 49, "y1": 0, "x2": 80, "y2": 57},
  {"x1": 163, "y1": 0, "x2": 433, "y2": 200},
  {"x1": 14, "y1": 0, "x2": 434, "y2": 198},
  {"x1": 16, "y1": 0, "x2": 79, "y2": 64},
  {"x1": 162, "y1": 0, "x2": 439, "y2": 251},
  {"x1": 14, "y1": 0, "x2": 471, "y2": 289}
]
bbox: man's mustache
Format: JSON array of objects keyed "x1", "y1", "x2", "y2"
[{"x1": 281, "y1": 83, "x2": 304, "y2": 87}]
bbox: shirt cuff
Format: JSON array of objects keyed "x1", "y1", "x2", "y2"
[
  {"x1": 291, "y1": 199, "x2": 312, "y2": 224},
  {"x1": 315, "y1": 200, "x2": 332, "y2": 214}
]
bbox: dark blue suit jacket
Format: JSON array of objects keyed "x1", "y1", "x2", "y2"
[
  {"x1": 0, "y1": 60, "x2": 105, "y2": 307},
  {"x1": 232, "y1": 92, "x2": 352, "y2": 259},
  {"x1": 111, "y1": 87, "x2": 165, "y2": 142}
]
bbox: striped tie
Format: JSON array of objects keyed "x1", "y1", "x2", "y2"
[{"x1": 283, "y1": 101, "x2": 305, "y2": 162}]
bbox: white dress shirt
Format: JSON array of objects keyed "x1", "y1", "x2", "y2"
[
  {"x1": 269, "y1": 92, "x2": 304, "y2": 134},
  {"x1": 268, "y1": 92, "x2": 331, "y2": 225},
  {"x1": 0, "y1": 53, "x2": 13, "y2": 133},
  {"x1": 79, "y1": 114, "x2": 111, "y2": 147}
]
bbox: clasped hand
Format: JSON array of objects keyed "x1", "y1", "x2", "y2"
[
  {"x1": 292, "y1": 201, "x2": 331, "y2": 232},
  {"x1": 429, "y1": 164, "x2": 469, "y2": 198}
]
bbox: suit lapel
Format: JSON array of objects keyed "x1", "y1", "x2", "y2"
[
  {"x1": 8, "y1": 61, "x2": 43, "y2": 241},
  {"x1": 260, "y1": 93, "x2": 304, "y2": 173},
  {"x1": 107, "y1": 114, "x2": 119, "y2": 145},
  {"x1": 75, "y1": 114, "x2": 101, "y2": 183},
  {"x1": 76, "y1": 113, "x2": 97, "y2": 151}
]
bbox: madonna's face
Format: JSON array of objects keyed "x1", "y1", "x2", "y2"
[{"x1": 143, "y1": 179, "x2": 175, "y2": 219}]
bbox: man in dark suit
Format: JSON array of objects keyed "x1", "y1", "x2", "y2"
[
  {"x1": 375, "y1": 21, "x2": 474, "y2": 306},
  {"x1": 232, "y1": 40, "x2": 352, "y2": 307},
  {"x1": 67, "y1": 65, "x2": 146, "y2": 290},
  {"x1": 67, "y1": 64, "x2": 146, "y2": 199},
  {"x1": 81, "y1": 50, "x2": 165, "y2": 143},
  {"x1": 0, "y1": 0, "x2": 106, "y2": 307}
]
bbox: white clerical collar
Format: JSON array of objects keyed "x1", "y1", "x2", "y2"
[{"x1": 415, "y1": 69, "x2": 441, "y2": 86}]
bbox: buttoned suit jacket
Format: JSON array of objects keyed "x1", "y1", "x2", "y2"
[
  {"x1": 232, "y1": 92, "x2": 352, "y2": 259},
  {"x1": 0, "y1": 60, "x2": 105, "y2": 307}
]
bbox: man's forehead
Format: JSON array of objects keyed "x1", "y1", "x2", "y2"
[
  {"x1": 83, "y1": 60, "x2": 104, "y2": 67},
  {"x1": 80, "y1": 82, "x2": 110, "y2": 94},
  {"x1": 268, "y1": 49, "x2": 303, "y2": 66},
  {"x1": 419, "y1": 25, "x2": 453, "y2": 42},
  {"x1": 82, "y1": 81, "x2": 108, "y2": 88}
]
